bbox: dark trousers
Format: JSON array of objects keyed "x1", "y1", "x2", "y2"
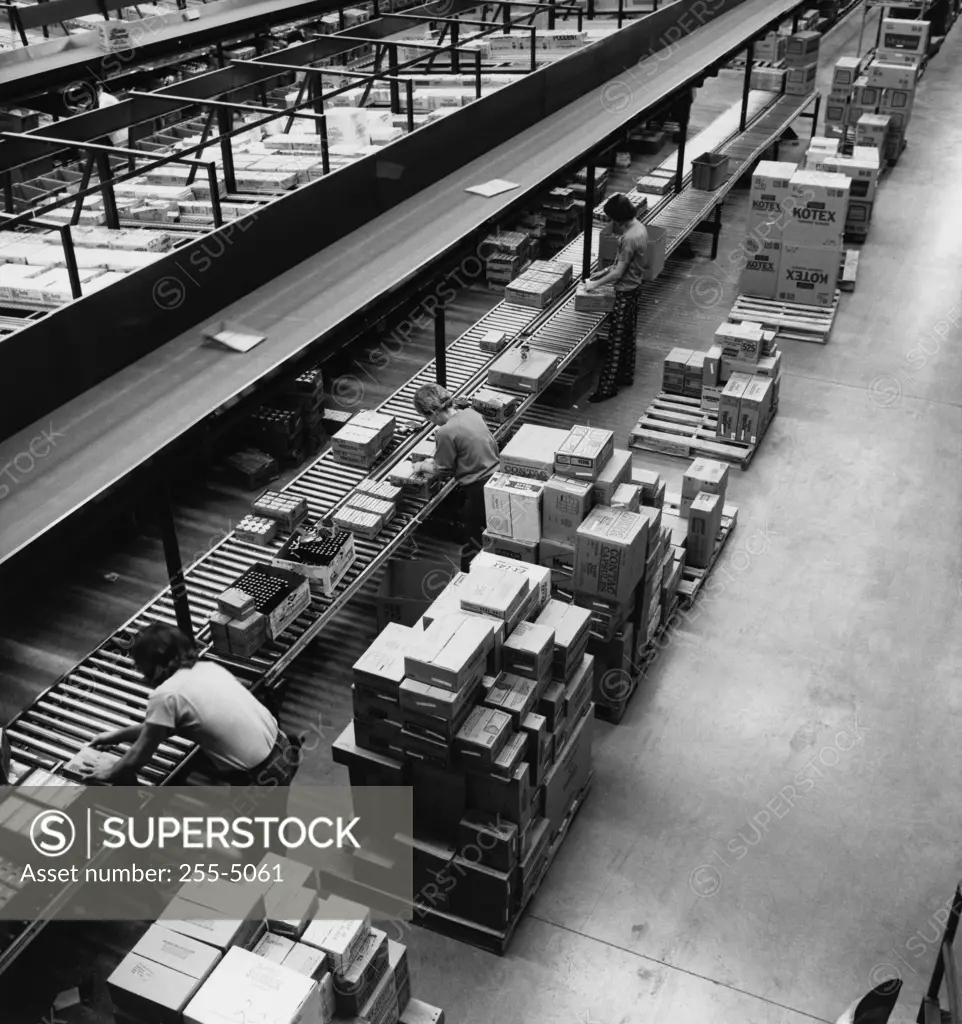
[
  {"x1": 458, "y1": 475, "x2": 492, "y2": 572},
  {"x1": 204, "y1": 732, "x2": 300, "y2": 787},
  {"x1": 595, "y1": 286, "x2": 641, "y2": 398}
]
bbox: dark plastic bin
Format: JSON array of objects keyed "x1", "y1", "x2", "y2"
[{"x1": 691, "y1": 151, "x2": 730, "y2": 191}]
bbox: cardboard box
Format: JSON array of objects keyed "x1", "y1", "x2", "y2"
[
  {"x1": 748, "y1": 161, "x2": 795, "y2": 232},
  {"x1": 682, "y1": 458, "x2": 729, "y2": 508},
  {"x1": 846, "y1": 199, "x2": 874, "y2": 229},
  {"x1": 785, "y1": 62, "x2": 818, "y2": 96},
  {"x1": 354, "y1": 622, "x2": 418, "y2": 691},
  {"x1": 471, "y1": 387, "x2": 518, "y2": 422},
  {"x1": 109, "y1": 953, "x2": 205, "y2": 1024},
  {"x1": 717, "y1": 373, "x2": 751, "y2": 441},
  {"x1": 825, "y1": 153, "x2": 878, "y2": 201},
  {"x1": 832, "y1": 55, "x2": 862, "y2": 88},
  {"x1": 784, "y1": 30, "x2": 819, "y2": 67},
  {"x1": 160, "y1": 897, "x2": 264, "y2": 953},
  {"x1": 880, "y1": 17, "x2": 929, "y2": 58},
  {"x1": 404, "y1": 613, "x2": 492, "y2": 691},
  {"x1": 302, "y1": 899, "x2": 370, "y2": 968},
  {"x1": 591, "y1": 448, "x2": 632, "y2": 506},
  {"x1": 850, "y1": 78, "x2": 881, "y2": 109},
  {"x1": 573, "y1": 507, "x2": 648, "y2": 604},
  {"x1": 542, "y1": 475, "x2": 594, "y2": 547},
  {"x1": 459, "y1": 567, "x2": 529, "y2": 626},
  {"x1": 737, "y1": 377, "x2": 774, "y2": 445},
  {"x1": 265, "y1": 886, "x2": 317, "y2": 940},
  {"x1": 357, "y1": 957, "x2": 398, "y2": 1024},
  {"x1": 686, "y1": 492, "x2": 722, "y2": 570},
  {"x1": 466, "y1": 760, "x2": 532, "y2": 829},
  {"x1": 132, "y1": 925, "x2": 222, "y2": 983},
  {"x1": 499, "y1": 425, "x2": 569, "y2": 480},
  {"x1": 535, "y1": 599, "x2": 592, "y2": 679},
  {"x1": 538, "y1": 537, "x2": 576, "y2": 573},
  {"x1": 487, "y1": 348, "x2": 559, "y2": 393},
  {"x1": 332, "y1": 927, "x2": 388, "y2": 1017},
  {"x1": 866, "y1": 61, "x2": 916, "y2": 91},
  {"x1": 876, "y1": 50, "x2": 922, "y2": 68},
  {"x1": 703, "y1": 344, "x2": 722, "y2": 387},
  {"x1": 543, "y1": 706, "x2": 593, "y2": 836},
  {"x1": 483, "y1": 474, "x2": 543, "y2": 542},
  {"x1": 184, "y1": 947, "x2": 322, "y2": 1024},
  {"x1": 777, "y1": 242, "x2": 840, "y2": 307},
  {"x1": 481, "y1": 531, "x2": 539, "y2": 563},
  {"x1": 878, "y1": 102, "x2": 911, "y2": 130},
  {"x1": 282, "y1": 943, "x2": 330, "y2": 982},
  {"x1": 856, "y1": 113, "x2": 892, "y2": 150},
  {"x1": 610, "y1": 483, "x2": 642, "y2": 512},
  {"x1": 483, "y1": 672, "x2": 540, "y2": 725},
  {"x1": 784, "y1": 172, "x2": 849, "y2": 249},
  {"x1": 503, "y1": 621, "x2": 555, "y2": 681},
  {"x1": 254, "y1": 932, "x2": 295, "y2": 964},
  {"x1": 574, "y1": 284, "x2": 615, "y2": 312},
  {"x1": 739, "y1": 235, "x2": 781, "y2": 300},
  {"x1": 715, "y1": 321, "x2": 764, "y2": 363},
  {"x1": 468, "y1": 552, "x2": 550, "y2": 614},
  {"x1": 455, "y1": 706, "x2": 514, "y2": 766},
  {"x1": 554, "y1": 425, "x2": 614, "y2": 482}
]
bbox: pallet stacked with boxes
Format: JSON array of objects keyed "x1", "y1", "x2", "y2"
[
  {"x1": 480, "y1": 230, "x2": 532, "y2": 290},
  {"x1": 334, "y1": 544, "x2": 595, "y2": 949},
  {"x1": 740, "y1": 159, "x2": 849, "y2": 308},
  {"x1": 541, "y1": 187, "x2": 581, "y2": 252},
  {"x1": 106, "y1": 852, "x2": 444, "y2": 1024}
]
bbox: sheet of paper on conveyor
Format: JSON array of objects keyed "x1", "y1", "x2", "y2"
[
  {"x1": 465, "y1": 179, "x2": 520, "y2": 197},
  {"x1": 202, "y1": 320, "x2": 266, "y2": 352}
]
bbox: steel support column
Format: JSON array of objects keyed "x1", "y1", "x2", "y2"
[
  {"x1": 158, "y1": 486, "x2": 194, "y2": 641},
  {"x1": 582, "y1": 163, "x2": 595, "y2": 280},
  {"x1": 435, "y1": 305, "x2": 447, "y2": 388},
  {"x1": 675, "y1": 92, "x2": 691, "y2": 194},
  {"x1": 740, "y1": 41, "x2": 754, "y2": 131}
]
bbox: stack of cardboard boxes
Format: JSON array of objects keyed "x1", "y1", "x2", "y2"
[
  {"x1": 826, "y1": 21, "x2": 925, "y2": 166},
  {"x1": 740, "y1": 160, "x2": 849, "y2": 308},
  {"x1": 542, "y1": 187, "x2": 580, "y2": 250},
  {"x1": 481, "y1": 230, "x2": 531, "y2": 289},
  {"x1": 677, "y1": 458, "x2": 729, "y2": 570},
  {"x1": 107, "y1": 853, "x2": 441, "y2": 1024},
  {"x1": 331, "y1": 411, "x2": 396, "y2": 470},
  {"x1": 806, "y1": 137, "x2": 881, "y2": 243},
  {"x1": 504, "y1": 259, "x2": 572, "y2": 308},
  {"x1": 784, "y1": 30, "x2": 820, "y2": 97},
  {"x1": 342, "y1": 554, "x2": 594, "y2": 936}
]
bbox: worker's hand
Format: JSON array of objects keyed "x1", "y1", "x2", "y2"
[
  {"x1": 583, "y1": 279, "x2": 596, "y2": 293},
  {"x1": 81, "y1": 765, "x2": 115, "y2": 784},
  {"x1": 88, "y1": 733, "x2": 115, "y2": 750}
]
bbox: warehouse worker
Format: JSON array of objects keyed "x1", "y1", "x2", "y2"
[
  {"x1": 583, "y1": 192, "x2": 648, "y2": 402},
  {"x1": 411, "y1": 384, "x2": 500, "y2": 571},
  {"x1": 83, "y1": 624, "x2": 298, "y2": 786},
  {"x1": 96, "y1": 85, "x2": 128, "y2": 149}
]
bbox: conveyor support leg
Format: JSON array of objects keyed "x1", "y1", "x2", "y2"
[
  {"x1": 740, "y1": 41, "x2": 753, "y2": 132},
  {"x1": 158, "y1": 486, "x2": 194, "y2": 642},
  {"x1": 675, "y1": 92, "x2": 691, "y2": 195},
  {"x1": 435, "y1": 305, "x2": 447, "y2": 388},
  {"x1": 582, "y1": 163, "x2": 595, "y2": 281}
]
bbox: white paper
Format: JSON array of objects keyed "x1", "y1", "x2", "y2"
[{"x1": 465, "y1": 179, "x2": 520, "y2": 197}]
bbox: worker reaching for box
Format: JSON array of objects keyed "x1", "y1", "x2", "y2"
[
  {"x1": 83, "y1": 624, "x2": 299, "y2": 786},
  {"x1": 583, "y1": 193, "x2": 648, "y2": 402},
  {"x1": 411, "y1": 384, "x2": 500, "y2": 572}
]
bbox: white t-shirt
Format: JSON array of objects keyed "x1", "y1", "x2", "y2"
[
  {"x1": 98, "y1": 91, "x2": 126, "y2": 148},
  {"x1": 145, "y1": 661, "x2": 278, "y2": 771}
]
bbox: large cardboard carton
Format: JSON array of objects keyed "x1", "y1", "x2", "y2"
[
  {"x1": 825, "y1": 153, "x2": 879, "y2": 201},
  {"x1": 785, "y1": 62, "x2": 818, "y2": 96},
  {"x1": 879, "y1": 17, "x2": 929, "y2": 59},
  {"x1": 748, "y1": 161, "x2": 795, "y2": 232},
  {"x1": 832, "y1": 55, "x2": 863, "y2": 88},
  {"x1": 866, "y1": 60, "x2": 917, "y2": 91},
  {"x1": 483, "y1": 473, "x2": 543, "y2": 542},
  {"x1": 481, "y1": 532, "x2": 539, "y2": 563},
  {"x1": 458, "y1": 567, "x2": 529, "y2": 626},
  {"x1": 686, "y1": 492, "x2": 722, "y2": 570},
  {"x1": 777, "y1": 243, "x2": 840, "y2": 307},
  {"x1": 784, "y1": 172, "x2": 849, "y2": 249},
  {"x1": 591, "y1": 448, "x2": 633, "y2": 506},
  {"x1": 856, "y1": 113, "x2": 892, "y2": 150},
  {"x1": 542, "y1": 475, "x2": 594, "y2": 545},
  {"x1": 784, "y1": 30, "x2": 819, "y2": 68},
  {"x1": 184, "y1": 947, "x2": 322, "y2": 1024},
  {"x1": 737, "y1": 377, "x2": 774, "y2": 445},
  {"x1": 487, "y1": 348, "x2": 559, "y2": 393},
  {"x1": 468, "y1": 552, "x2": 550, "y2": 613},
  {"x1": 109, "y1": 954, "x2": 205, "y2": 1024},
  {"x1": 403, "y1": 613, "x2": 492, "y2": 691},
  {"x1": 132, "y1": 925, "x2": 223, "y2": 982},
  {"x1": 554, "y1": 425, "x2": 614, "y2": 482},
  {"x1": 717, "y1": 373, "x2": 752, "y2": 441},
  {"x1": 499, "y1": 424, "x2": 569, "y2": 480},
  {"x1": 739, "y1": 235, "x2": 781, "y2": 299},
  {"x1": 682, "y1": 458, "x2": 729, "y2": 508},
  {"x1": 703, "y1": 344, "x2": 722, "y2": 387},
  {"x1": 573, "y1": 507, "x2": 648, "y2": 604}
]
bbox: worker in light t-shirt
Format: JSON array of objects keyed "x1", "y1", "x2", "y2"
[
  {"x1": 85, "y1": 624, "x2": 296, "y2": 786},
  {"x1": 412, "y1": 383, "x2": 500, "y2": 571}
]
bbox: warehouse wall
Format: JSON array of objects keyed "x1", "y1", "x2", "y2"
[{"x1": 0, "y1": 0, "x2": 754, "y2": 439}]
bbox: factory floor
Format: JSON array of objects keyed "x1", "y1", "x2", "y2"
[{"x1": 3, "y1": 5, "x2": 962, "y2": 1024}]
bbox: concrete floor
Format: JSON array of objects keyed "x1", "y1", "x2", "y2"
[{"x1": 392, "y1": 13, "x2": 962, "y2": 1024}]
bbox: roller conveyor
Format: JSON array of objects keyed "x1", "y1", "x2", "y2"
[{"x1": 3, "y1": 82, "x2": 810, "y2": 785}]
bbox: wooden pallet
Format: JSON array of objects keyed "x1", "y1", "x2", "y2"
[
  {"x1": 414, "y1": 770, "x2": 594, "y2": 955},
  {"x1": 629, "y1": 392, "x2": 770, "y2": 468},
  {"x1": 728, "y1": 291, "x2": 840, "y2": 344},
  {"x1": 839, "y1": 249, "x2": 859, "y2": 292},
  {"x1": 594, "y1": 497, "x2": 738, "y2": 724}
]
